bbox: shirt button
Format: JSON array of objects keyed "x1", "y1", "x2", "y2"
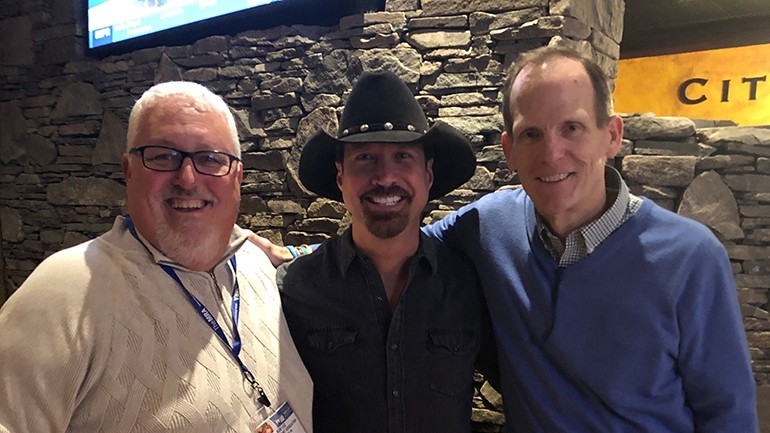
[
  {"x1": 390, "y1": 343, "x2": 398, "y2": 351},
  {"x1": 326, "y1": 341, "x2": 334, "y2": 351},
  {"x1": 376, "y1": 296, "x2": 383, "y2": 301},
  {"x1": 392, "y1": 389, "x2": 400, "y2": 398},
  {"x1": 453, "y1": 345, "x2": 460, "y2": 353}
]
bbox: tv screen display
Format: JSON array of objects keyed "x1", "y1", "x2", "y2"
[{"x1": 87, "y1": 0, "x2": 287, "y2": 50}]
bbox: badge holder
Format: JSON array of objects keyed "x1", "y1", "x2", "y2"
[{"x1": 256, "y1": 401, "x2": 308, "y2": 433}]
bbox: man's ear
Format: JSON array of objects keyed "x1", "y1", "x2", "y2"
[
  {"x1": 425, "y1": 158, "x2": 434, "y2": 188},
  {"x1": 501, "y1": 131, "x2": 517, "y2": 172},
  {"x1": 605, "y1": 115, "x2": 624, "y2": 158},
  {"x1": 335, "y1": 161, "x2": 344, "y2": 191},
  {"x1": 121, "y1": 153, "x2": 132, "y2": 180},
  {"x1": 235, "y1": 161, "x2": 244, "y2": 185}
]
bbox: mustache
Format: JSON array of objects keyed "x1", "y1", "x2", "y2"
[
  {"x1": 166, "y1": 186, "x2": 199, "y2": 196},
  {"x1": 163, "y1": 186, "x2": 214, "y2": 202},
  {"x1": 362, "y1": 185, "x2": 411, "y2": 200}
]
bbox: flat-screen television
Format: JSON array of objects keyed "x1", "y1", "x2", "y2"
[{"x1": 86, "y1": 0, "x2": 381, "y2": 56}]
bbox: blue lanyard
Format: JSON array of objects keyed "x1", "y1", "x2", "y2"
[{"x1": 124, "y1": 215, "x2": 271, "y2": 407}]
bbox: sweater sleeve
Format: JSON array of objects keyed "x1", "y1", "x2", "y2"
[
  {"x1": 421, "y1": 205, "x2": 460, "y2": 244},
  {"x1": 675, "y1": 235, "x2": 758, "y2": 432},
  {"x1": 422, "y1": 197, "x2": 481, "y2": 252},
  {"x1": 0, "y1": 242, "x2": 115, "y2": 433}
]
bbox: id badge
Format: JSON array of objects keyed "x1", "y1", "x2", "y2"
[{"x1": 256, "y1": 401, "x2": 308, "y2": 433}]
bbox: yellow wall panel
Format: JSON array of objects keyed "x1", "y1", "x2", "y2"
[{"x1": 614, "y1": 44, "x2": 770, "y2": 126}]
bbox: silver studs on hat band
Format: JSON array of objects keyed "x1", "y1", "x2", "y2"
[{"x1": 338, "y1": 122, "x2": 427, "y2": 138}]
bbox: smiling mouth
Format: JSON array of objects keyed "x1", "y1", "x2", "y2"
[
  {"x1": 167, "y1": 198, "x2": 209, "y2": 211},
  {"x1": 538, "y1": 173, "x2": 572, "y2": 183},
  {"x1": 366, "y1": 195, "x2": 404, "y2": 206},
  {"x1": 362, "y1": 185, "x2": 412, "y2": 207}
]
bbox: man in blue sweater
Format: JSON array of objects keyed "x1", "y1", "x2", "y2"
[{"x1": 423, "y1": 46, "x2": 758, "y2": 431}]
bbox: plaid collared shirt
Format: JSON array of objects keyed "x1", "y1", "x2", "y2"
[{"x1": 537, "y1": 166, "x2": 643, "y2": 267}]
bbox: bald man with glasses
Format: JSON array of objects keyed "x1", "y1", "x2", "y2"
[{"x1": 0, "y1": 81, "x2": 313, "y2": 433}]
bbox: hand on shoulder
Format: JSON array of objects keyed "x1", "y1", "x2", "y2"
[{"x1": 245, "y1": 230, "x2": 295, "y2": 267}]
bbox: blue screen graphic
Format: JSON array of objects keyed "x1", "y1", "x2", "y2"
[{"x1": 88, "y1": 0, "x2": 284, "y2": 49}]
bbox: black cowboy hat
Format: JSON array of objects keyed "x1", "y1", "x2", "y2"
[{"x1": 298, "y1": 70, "x2": 476, "y2": 202}]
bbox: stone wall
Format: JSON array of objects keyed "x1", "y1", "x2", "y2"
[{"x1": 1, "y1": 0, "x2": 769, "y2": 430}]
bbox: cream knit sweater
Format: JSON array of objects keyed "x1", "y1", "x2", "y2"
[{"x1": 0, "y1": 216, "x2": 313, "y2": 432}]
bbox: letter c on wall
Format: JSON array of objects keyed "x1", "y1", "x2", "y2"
[{"x1": 678, "y1": 78, "x2": 708, "y2": 105}]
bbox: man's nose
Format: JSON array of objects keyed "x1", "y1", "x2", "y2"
[
  {"x1": 172, "y1": 157, "x2": 198, "y2": 188},
  {"x1": 541, "y1": 131, "x2": 566, "y2": 161},
  {"x1": 371, "y1": 158, "x2": 398, "y2": 185}
]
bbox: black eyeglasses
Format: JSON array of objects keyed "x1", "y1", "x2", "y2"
[{"x1": 129, "y1": 145, "x2": 241, "y2": 177}]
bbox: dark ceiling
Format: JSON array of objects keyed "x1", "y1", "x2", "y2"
[{"x1": 621, "y1": 0, "x2": 770, "y2": 58}]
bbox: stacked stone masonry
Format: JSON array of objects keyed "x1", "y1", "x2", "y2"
[{"x1": 0, "y1": 0, "x2": 768, "y2": 431}]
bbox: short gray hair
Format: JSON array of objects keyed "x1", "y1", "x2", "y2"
[{"x1": 126, "y1": 81, "x2": 240, "y2": 157}]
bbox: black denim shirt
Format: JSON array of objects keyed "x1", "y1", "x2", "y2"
[{"x1": 277, "y1": 229, "x2": 494, "y2": 433}]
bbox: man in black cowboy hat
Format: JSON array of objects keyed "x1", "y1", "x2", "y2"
[{"x1": 276, "y1": 70, "x2": 496, "y2": 433}]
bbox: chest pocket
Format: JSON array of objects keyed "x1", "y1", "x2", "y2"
[
  {"x1": 307, "y1": 328, "x2": 357, "y2": 354},
  {"x1": 428, "y1": 328, "x2": 477, "y2": 354},
  {"x1": 427, "y1": 328, "x2": 478, "y2": 396}
]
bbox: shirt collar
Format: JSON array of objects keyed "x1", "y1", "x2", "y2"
[
  {"x1": 580, "y1": 165, "x2": 629, "y2": 254},
  {"x1": 335, "y1": 227, "x2": 438, "y2": 276}
]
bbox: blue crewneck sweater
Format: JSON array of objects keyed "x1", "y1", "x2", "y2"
[{"x1": 424, "y1": 188, "x2": 757, "y2": 433}]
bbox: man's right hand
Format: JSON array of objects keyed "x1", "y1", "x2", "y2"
[{"x1": 246, "y1": 230, "x2": 295, "y2": 267}]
